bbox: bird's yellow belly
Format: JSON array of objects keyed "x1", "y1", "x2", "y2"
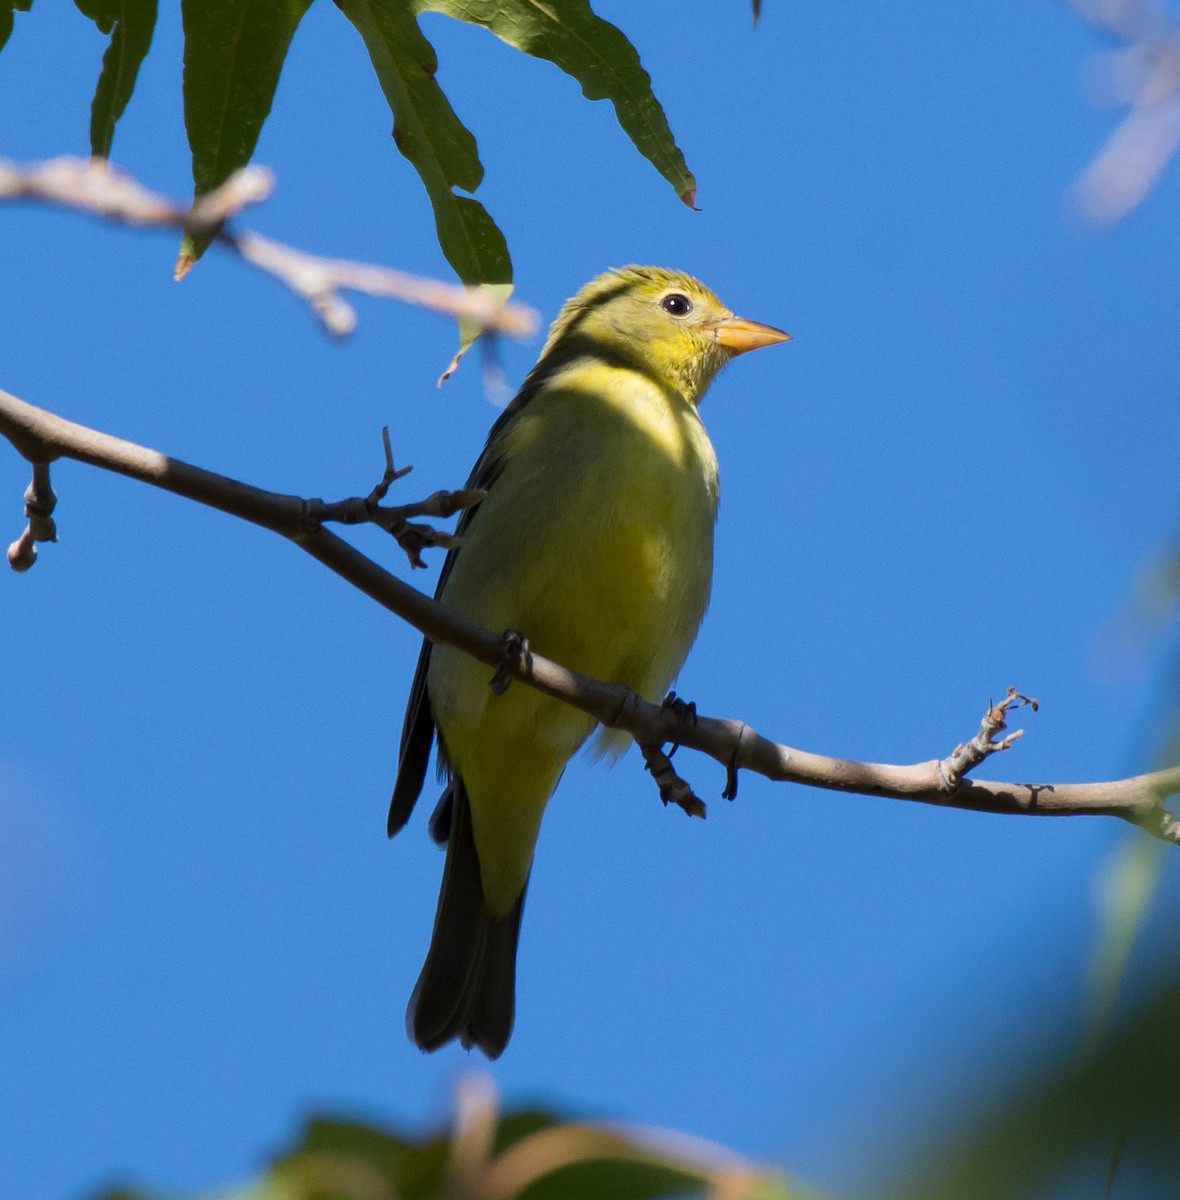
[{"x1": 428, "y1": 366, "x2": 718, "y2": 913}]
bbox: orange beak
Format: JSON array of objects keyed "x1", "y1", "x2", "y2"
[{"x1": 703, "y1": 315, "x2": 791, "y2": 354}]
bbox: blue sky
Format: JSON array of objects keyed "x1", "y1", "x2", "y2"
[{"x1": 3, "y1": 3, "x2": 1180, "y2": 1198}]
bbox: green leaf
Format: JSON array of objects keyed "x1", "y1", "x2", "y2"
[
  {"x1": 422, "y1": 0, "x2": 697, "y2": 208},
  {"x1": 75, "y1": 0, "x2": 158, "y2": 158},
  {"x1": 1087, "y1": 833, "x2": 1168, "y2": 1044},
  {"x1": 73, "y1": 0, "x2": 113, "y2": 31},
  {"x1": 270, "y1": 1116, "x2": 452, "y2": 1200},
  {"x1": 895, "y1": 972, "x2": 1180, "y2": 1200},
  {"x1": 438, "y1": 282, "x2": 515, "y2": 385},
  {"x1": 178, "y1": 0, "x2": 313, "y2": 273},
  {"x1": 267, "y1": 1107, "x2": 803, "y2": 1200},
  {"x1": 91, "y1": 1104, "x2": 821, "y2": 1200},
  {"x1": 0, "y1": 0, "x2": 33, "y2": 53},
  {"x1": 335, "y1": 0, "x2": 512, "y2": 288}
]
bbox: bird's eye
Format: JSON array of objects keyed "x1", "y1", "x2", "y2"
[{"x1": 660, "y1": 292, "x2": 693, "y2": 317}]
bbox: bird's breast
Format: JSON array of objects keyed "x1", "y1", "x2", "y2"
[{"x1": 434, "y1": 362, "x2": 719, "y2": 713}]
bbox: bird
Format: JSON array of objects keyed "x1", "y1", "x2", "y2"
[{"x1": 389, "y1": 265, "x2": 789, "y2": 1058}]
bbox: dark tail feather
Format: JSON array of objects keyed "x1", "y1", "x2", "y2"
[{"x1": 407, "y1": 783, "x2": 526, "y2": 1059}]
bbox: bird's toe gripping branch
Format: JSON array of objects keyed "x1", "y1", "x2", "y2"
[
  {"x1": 937, "y1": 687, "x2": 1039, "y2": 792},
  {"x1": 489, "y1": 629, "x2": 532, "y2": 696},
  {"x1": 640, "y1": 692, "x2": 708, "y2": 819},
  {"x1": 661, "y1": 691, "x2": 698, "y2": 755}
]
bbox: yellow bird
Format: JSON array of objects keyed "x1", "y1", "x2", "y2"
[{"x1": 389, "y1": 266, "x2": 789, "y2": 1057}]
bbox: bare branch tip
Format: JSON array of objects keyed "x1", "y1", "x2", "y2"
[
  {"x1": 7, "y1": 531, "x2": 37, "y2": 571},
  {"x1": 313, "y1": 293, "x2": 357, "y2": 338},
  {"x1": 1160, "y1": 813, "x2": 1180, "y2": 846},
  {"x1": 1002, "y1": 687, "x2": 1039, "y2": 714},
  {"x1": 365, "y1": 437, "x2": 412, "y2": 508},
  {"x1": 937, "y1": 688, "x2": 1039, "y2": 792},
  {"x1": 7, "y1": 463, "x2": 58, "y2": 571}
]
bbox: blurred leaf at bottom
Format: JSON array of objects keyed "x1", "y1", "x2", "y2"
[
  {"x1": 894, "y1": 968, "x2": 1180, "y2": 1200},
  {"x1": 91, "y1": 1086, "x2": 821, "y2": 1200}
]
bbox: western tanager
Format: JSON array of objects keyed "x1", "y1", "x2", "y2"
[{"x1": 390, "y1": 266, "x2": 789, "y2": 1057}]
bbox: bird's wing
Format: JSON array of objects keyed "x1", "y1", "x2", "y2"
[
  {"x1": 387, "y1": 636, "x2": 436, "y2": 837},
  {"x1": 386, "y1": 407, "x2": 520, "y2": 838}
]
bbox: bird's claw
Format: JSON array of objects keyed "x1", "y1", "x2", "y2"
[
  {"x1": 641, "y1": 742, "x2": 707, "y2": 819},
  {"x1": 489, "y1": 629, "x2": 532, "y2": 695},
  {"x1": 660, "y1": 691, "x2": 698, "y2": 756}
]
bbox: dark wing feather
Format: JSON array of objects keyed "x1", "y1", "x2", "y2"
[
  {"x1": 386, "y1": 411, "x2": 518, "y2": 838},
  {"x1": 387, "y1": 637, "x2": 436, "y2": 837}
]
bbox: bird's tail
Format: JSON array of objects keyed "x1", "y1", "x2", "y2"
[{"x1": 407, "y1": 781, "x2": 526, "y2": 1059}]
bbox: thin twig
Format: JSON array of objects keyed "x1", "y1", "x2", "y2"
[
  {"x1": 304, "y1": 428, "x2": 481, "y2": 568},
  {"x1": 0, "y1": 157, "x2": 538, "y2": 340},
  {"x1": 937, "y1": 688, "x2": 1039, "y2": 792},
  {"x1": 1072, "y1": 0, "x2": 1180, "y2": 223},
  {"x1": 2, "y1": 385, "x2": 1179, "y2": 844}
]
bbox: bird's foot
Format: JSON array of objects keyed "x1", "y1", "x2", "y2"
[
  {"x1": 641, "y1": 742, "x2": 706, "y2": 819},
  {"x1": 489, "y1": 629, "x2": 532, "y2": 696},
  {"x1": 661, "y1": 691, "x2": 698, "y2": 756},
  {"x1": 641, "y1": 694, "x2": 705, "y2": 818}
]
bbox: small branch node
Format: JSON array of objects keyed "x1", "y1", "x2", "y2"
[
  {"x1": 938, "y1": 687, "x2": 1039, "y2": 792},
  {"x1": 1142, "y1": 804, "x2": 1180, "y2": 846},
  {"x1": 7, "y1": 462, "x2": 57, "y2": 572},
  {"x1": 373, "y1": 486, "x2": 482, "y2": 568},
  {"x1": 186, "y1": 166, "x2": 274, "y2": 233},
  {"x1": 389, "y1": 522, "x2": 446, "y2": 569},
  {"x1": 489, "y1": 630, "x2": 532, "y2": 696},
  {"x1": 366, "y1": 427, "x2": 413, "y2": 508},
  {"x1": 7, "y1": 526, "x2": 37, "y2": 571},
  {"x1": 606, "y1": 686, "x2": 640, "y2": 731},
  {"x1": 302, "y1": 436, "x2": 479, "y2": 568}
]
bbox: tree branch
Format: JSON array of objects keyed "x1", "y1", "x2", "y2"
[
  {"x1": 306, "y1": 426, "x2": 484, "y2": 569},
  {"x1": 1071, "y1": 0, "x2": 1180, "y2": 224},
  {"x1": 6, "y1": 458, "x2": 56, "y2": 572},
  {"x1": 3, "y1": 385, "x2": 1178, "y2": 846},
  {"x1": 0, "y1": 157, "x2": 538, "y2": 339}
]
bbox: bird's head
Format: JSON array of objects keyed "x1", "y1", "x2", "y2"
[{"x1": 531, "y1": 266, "x2": 790, "y2": 405}]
